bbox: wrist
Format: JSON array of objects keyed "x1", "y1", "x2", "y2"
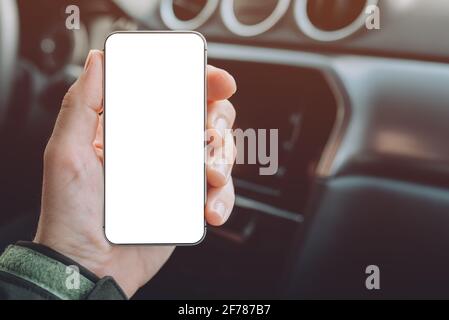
[
  {"x1": 33, "y1": 232, "x2": 141, "y2": 297},
  {"x1": 32, "y1": 234, "x2": 110, "y2": 280}
]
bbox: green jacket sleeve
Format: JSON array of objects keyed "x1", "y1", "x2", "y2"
[{"x1": 0, "y1": 242, "x2": 127, "y2": 300}]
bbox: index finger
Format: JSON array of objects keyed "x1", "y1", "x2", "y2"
[{"x1": 207, "y1": 65, "x2": 237, "y2": 101}]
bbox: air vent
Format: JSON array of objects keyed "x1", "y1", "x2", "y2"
[
  {"x1": 160, "y1": 0, "x2": 219, "y2": 30},
  {"x1": 210, "y1": 60, "x2": 338, "y2": 214},
  {"x1": 221, "y1": 0, "x2": 291, "y2": 37},
  {"x1": 173, "y1": 0, "x2": 208, "y2": 21},
  {"x1": 234, "y1": 0, "x2": 279, "y2": 25},
  {"x1": 307, "y1": 0, "x2": 367, "y2": 31},
  {"x1": 295, "y1": 0, "x2": 378, "y2": 42}
]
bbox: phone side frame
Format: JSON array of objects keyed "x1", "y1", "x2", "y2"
[{"x1": 102, "y1": 30, "x2": 208, "y2": 245}]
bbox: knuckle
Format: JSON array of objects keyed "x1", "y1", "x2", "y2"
[
  {"x1": 61, "y1": 91, "x2": 73, "y2": 109},
  {"x1": 44, "y1": 141, "x2": 85, "y2": 176},
  {"x1": 61, "y1": 84, "x2": 80, "y2": 109},
  {"x1": 43, "y1": 140, "x2": 58, "y2": 164}
]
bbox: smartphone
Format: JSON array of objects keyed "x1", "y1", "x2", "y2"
[{"x1": 104, "y1": 32, "x2": 206, "y2": 244}]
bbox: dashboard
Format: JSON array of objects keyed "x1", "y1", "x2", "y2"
[
  {"x1": 15, "y1": 0, "x2": 449, "y2": 80},
  {"x1": 114, "y1": 0, "x2": 449, "y2": 61}
]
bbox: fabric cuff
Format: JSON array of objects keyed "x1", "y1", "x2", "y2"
[{"x1": 0, "y1": 242, "x2": 127, "y2": 300}]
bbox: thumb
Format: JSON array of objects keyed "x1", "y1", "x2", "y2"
[{"x1": 52, "y1": 50, "x2": 104, "y2": 145}]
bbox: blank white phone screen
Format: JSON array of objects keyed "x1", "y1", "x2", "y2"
[{"x1": 104, "y1": 32, "x2": 206, "y2": 244}]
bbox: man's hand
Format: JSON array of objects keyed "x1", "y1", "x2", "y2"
[{"x1": 34, "y1": 50, "x2": 237, "y2": 297}]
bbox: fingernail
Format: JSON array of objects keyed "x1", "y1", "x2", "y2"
[
  {"x1": 84, "y1": 51, "x2": 93, "y2": 71},
  {"x1": 214, "y1": 117, "x2": 229, "y2": 138},
  {"x1": 213, "y1": 201, "x2": 227, "y2": 220},
  {"x1": 228, "y1": 72, "x2": 237, "y2": 94}
]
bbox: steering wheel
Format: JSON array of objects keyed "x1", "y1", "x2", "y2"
[{"x1": 0, "y1": 0, "x2": 19, "y2": 122}]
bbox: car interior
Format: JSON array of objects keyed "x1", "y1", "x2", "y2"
[{"x1": 1, "y1": 0, "x2": 449, "y2": 299}]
